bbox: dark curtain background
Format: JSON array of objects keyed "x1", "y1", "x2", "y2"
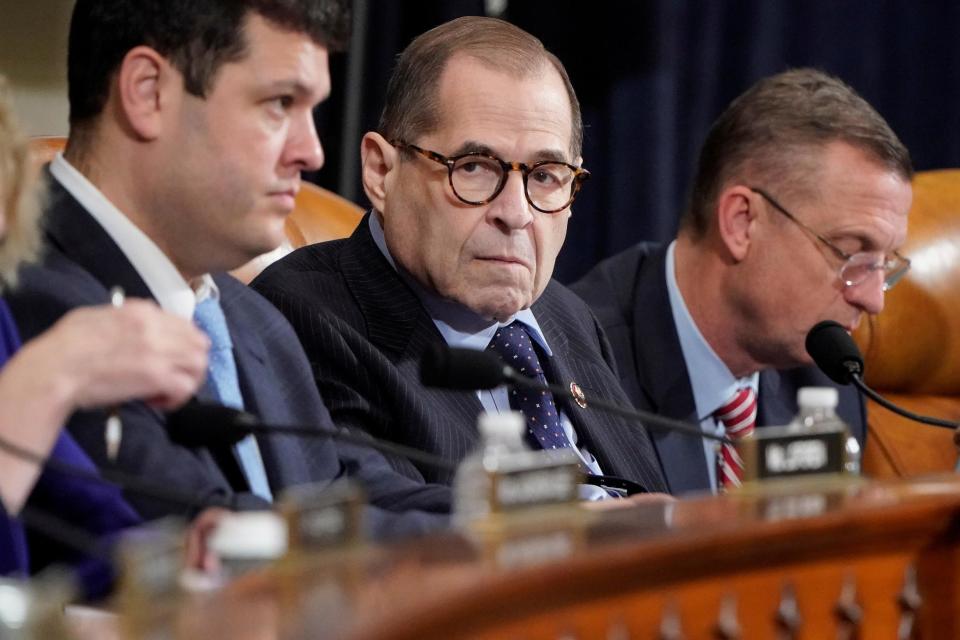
[{"x1": 310, "y1": 0, "x2": 960, "y2": 284}]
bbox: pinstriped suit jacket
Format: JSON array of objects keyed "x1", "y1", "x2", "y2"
[
  {"x1": 251, "y1": 214, "x2": 668, "y2": 493},
  {"x1": 7, "y1": 178, "x2": 450, "y2": 535}
]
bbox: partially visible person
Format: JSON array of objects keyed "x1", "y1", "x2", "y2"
[
  {"x1": 572, "y1": 69, "x2": 913, "y2": 494},
  {"x1": 0, "y1": 75, "x2": 209, "y2": 598},
  {"x1": 252, "y1": 16, "x2": 667, "y2": 497},
  {"x1": 6, "y1": 0, "x2": 450, "y2": 532}
]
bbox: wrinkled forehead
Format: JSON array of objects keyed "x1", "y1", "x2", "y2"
[{"x1": 428, "y1": 55, "x2": 576, "y2": 160}]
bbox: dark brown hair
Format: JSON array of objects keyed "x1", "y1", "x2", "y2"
[
  {"x1": 67, "y1": 0, "x2": 351, "y2": 135},
  {"x1": 682, "y1": 68, "x2": 913, "y2": 236}
]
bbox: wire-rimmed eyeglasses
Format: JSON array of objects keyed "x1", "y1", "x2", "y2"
[
  {"x1": 392, "y1": 140, "x2": 590, "y2": 214},
  {"x1": 750, "y1": 187, "x2": 910, "y2": 291}
]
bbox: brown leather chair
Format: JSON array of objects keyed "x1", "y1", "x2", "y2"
[
  {"x1": 28, "y1": 135, "x2": 65, "y2": 167},
  {"x1": 28, "y1": 134, "x2": 363, "y2": 283},
  {"x1": 230, "y1": 182, "x2": 363, "y2": 283},
  {"x1": 857, "y1": 169, "x2": 960, "y2": 477}
]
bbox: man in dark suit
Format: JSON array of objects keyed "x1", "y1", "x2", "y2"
[
  {"x1": 572, "y1": 69, "x2": 914, "y2": 494},
  {"x1": 7, "y1": 0, "x2": 450, "y2": 534},
  {"x1": 253, "y1": 17, "x2": 667, "y2": 497}
]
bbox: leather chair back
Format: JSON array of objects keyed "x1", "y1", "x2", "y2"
[
  {"x1": 231, "y1": 183, "x2": 363, "y2": 283},
  {"x1": 856, "y1": 169, "x2": 960, "y2": 476}
]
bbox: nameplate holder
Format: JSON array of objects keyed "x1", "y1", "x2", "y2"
[
  {"x1": 738, "y1": 424, "x2": 847, "y2": 483},
  {"x1": 487, "y1": 450, "x2": 582, "y2": 514},
  {"x1": 279, "y1": 479, "x2": 366, "y2": 553},
  {"x1": 0, "y1": 570, "x2": 75, "y2": 638},
  {"x1": 115, "y1": 517, "x2": 187, "y2": 635}
]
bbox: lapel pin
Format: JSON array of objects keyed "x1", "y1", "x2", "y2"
[{"x1": 570, "y1": 382, "x2": 587, "y2": 409}]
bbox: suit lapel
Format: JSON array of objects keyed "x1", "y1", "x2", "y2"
[
  {"x1": 533, "y1": 285, "x2": 666, "y2": 492},
  {"x1": 758, "y1": 368, "x2": 796, "y2": 426},
  {"x1": 42, "y1": 177, "x2": 153, "y2": 300},
  {"x1": 339, "y1": 217, "x2": 486, "y2": 443},
  {"x1": 629, "y1": 244, "x2": 711, "y2": 494},
  {"x1": 216, "y1": 275, "x2": 314, "y2": 490}
]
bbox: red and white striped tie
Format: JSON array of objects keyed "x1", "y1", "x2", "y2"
[{"x1": 715, "y1": 387, "x2": 757, "y2": 491}]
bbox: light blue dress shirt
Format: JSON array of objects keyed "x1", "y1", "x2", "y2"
[
  {"x1": 368, "y1": 213, "x2": 608, "y2": 499},
  {"x1": 664, "y1": 241, "x2": 758, "y2": 492}
]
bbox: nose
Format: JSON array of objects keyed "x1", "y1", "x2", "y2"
[
  {"x1": 488, "y1": 169, "x2": 534, "y2": 231},
  {"x1": 285, "y1": 110, "x2": 325, "y2": 172},
  {"x1": 843, "y1": 269, "x2": 886, "y2": 315}
]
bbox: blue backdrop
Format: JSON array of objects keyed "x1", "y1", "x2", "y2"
[{"x1": 310, "y1": 0, "x2": 960, "y2": 283}]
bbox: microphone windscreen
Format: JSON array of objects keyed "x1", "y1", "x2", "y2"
[
  {"x1": 166, "y1": 400, "x2": 256, "y2": 447},
  {"x1": 420, "y1": 343, "x2": 506, "y2": 390},
  {"x1": 805, "y1": 320, "x2": 865, "y2": 385}
]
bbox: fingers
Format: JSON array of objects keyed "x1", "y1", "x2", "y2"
[
  {"x1": 50, "y1": 300, "x2": 209, "y2": 409},
  {"x1": 183, "y1": 507, "x2": 228, "y2": 573}
]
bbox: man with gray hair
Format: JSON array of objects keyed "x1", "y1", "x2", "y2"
[
  {"x1": 572, "y1": 69, "x2": 913, "y2": 494},
  {"x1": 253, "y1": 16, "x2": 668, "y2": 497}
]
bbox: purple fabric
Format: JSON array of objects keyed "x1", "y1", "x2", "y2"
[
  {"x1": 0, "y1": 299, "x2": 140, "y2": 599},
  {"x1": 0, "y1": 299, "x2": 30, "y2": 577}
]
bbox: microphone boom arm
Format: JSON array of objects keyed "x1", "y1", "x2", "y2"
[
  {"x1": 502, "y1": 369, "x2": 733, "y2": 445},
  {"x1": 851, "y1": 374, "x2": 958, "y2": 430}
]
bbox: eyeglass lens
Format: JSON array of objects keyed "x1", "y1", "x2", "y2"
[
  {"x1": 840, "y1": 253, "x2": 908, "y2": 290},
  {"x1": 451, "y1": 155, "x2": 577, "y2": 211}
]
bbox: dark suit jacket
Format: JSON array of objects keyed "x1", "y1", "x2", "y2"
[
  {"x1": 6, "y1": 177, "x2": 449, "y2": 536},
  {"x1": 570, "y1": 242, "x2": 867, "y2": 495},
  {"x1": 251, "y1": 214, "x2": 668, "y2": 493}
]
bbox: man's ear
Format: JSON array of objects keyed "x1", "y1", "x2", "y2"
[
  {"x1": 114, "y1": 46, "x2": 172, "y2": 141},
  {"x1": 715, "y1": 185, "x2": 758, "y2": 262},
  {"x1": 360, "y1": 132, "x2": 398, "y2": 213}
]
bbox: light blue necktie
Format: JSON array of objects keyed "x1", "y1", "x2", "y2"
[{"x1": 193, "y1": 297, "x2": 273, "y2": 501}]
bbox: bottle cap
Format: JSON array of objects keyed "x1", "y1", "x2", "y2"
[
  {"x1": 478, "y1": 411, "x2": 526, "y2": 447},
  {"x1": 209, "y1": 511, "x2": 288, "y2": 560},
  {"x1": 797, "y1": 386, "x2": 839, "y2": 409}
]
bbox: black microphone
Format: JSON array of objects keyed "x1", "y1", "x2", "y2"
[
  {"x1": 805, "y1": 321, "x2": 864, "y2": 384},
  {"x1": 805, "y1": 320, "x2": 958, "y2": 430},
  {"x1": 166, "y1": 401, "x2": 458, "y2": 472},
  {"x1": 420, "y1": 343, "x2": 507, "y2": 390},
  {"x1": 419, "y1": 345, "x2": 732, "y2": 445}
]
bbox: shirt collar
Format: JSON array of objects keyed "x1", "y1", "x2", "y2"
[
  {"x1": 367, "y1": 211, "x2": 552, "y2": 355},
  {"x1": 50, "y1": 153, "x2": 217, "y2": 318},
  {"x1": 664, "y1": 240, "x2": 757, "y2": 419}
]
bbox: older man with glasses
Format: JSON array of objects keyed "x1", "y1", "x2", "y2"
[
  {"x1": 572, "y1": 68, "x2": 913, "y2": 495},
  {"x1": 253, "y1": 16, "x2": 668, "y2": 498}
]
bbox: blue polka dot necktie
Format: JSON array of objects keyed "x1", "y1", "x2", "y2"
[{"x1": 486, "y1": 321, "x2": 573, "y2": 451}]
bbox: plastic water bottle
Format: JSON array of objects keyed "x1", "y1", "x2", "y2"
[
  {"x1": 453, "y1": 411, "x2": 530, "y2": 526},
  {"x1": 793, "y1": 386, "x2": 861, "y2": 475}
]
